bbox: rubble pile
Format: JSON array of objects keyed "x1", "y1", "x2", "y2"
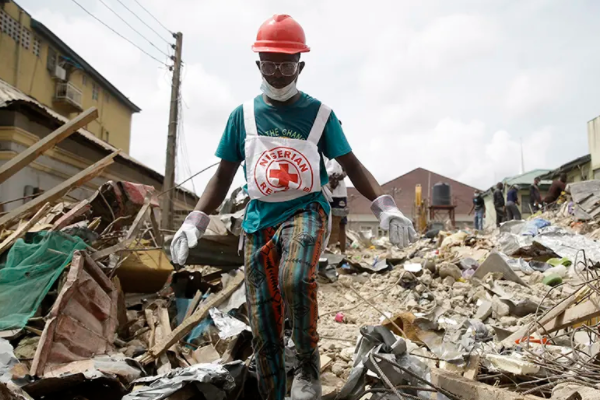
[
  {"x1": 315, "y1": 180, "x2": 600, "y2": 399},
  {"x1": 0, "y1": 181, "x2": 253, "y2": 400},
  {"x1": 2, "y1": 179, "x2": 600, "y2": 399}
]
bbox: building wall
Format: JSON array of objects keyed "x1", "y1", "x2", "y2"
[
  {"x1": 0, "y1": 109, "x2": 195, "y2": 216},
  {"x1": 589, "y1": 116, "x2": 600, "y2": 180},
  {"x1": 347, "y1": 168, "x2": 479, "y2": 235},
  {"x1": 0, "y1": 2, "x2": 133, "y2": 153},
  {"x1": 566, "y1": 162, "x2": 591, "y2": 183}
]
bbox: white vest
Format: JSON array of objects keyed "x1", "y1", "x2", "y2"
[{"x1": 243, "y1": 99, "x2": 331, "y2": 203}]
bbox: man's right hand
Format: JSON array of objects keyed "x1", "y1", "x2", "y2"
[{"x1": 170, "y1": 211, "x2": 210, "y2": 265}]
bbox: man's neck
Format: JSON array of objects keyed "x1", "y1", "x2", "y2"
[{"x1": 263, "y1": 91, "x2": 302, "y2": 106}]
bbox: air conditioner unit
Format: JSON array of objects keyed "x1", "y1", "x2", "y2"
[{"x1": 54, "y1": 65, "x2": 67, "y2": 81}]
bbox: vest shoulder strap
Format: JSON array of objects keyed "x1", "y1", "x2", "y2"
[
  {"x1": 307, "y1": 103, "x2": 332, "y2": 145},
  {"x1": 242, "y1": 100, "x2": 258, "y2": 137}
]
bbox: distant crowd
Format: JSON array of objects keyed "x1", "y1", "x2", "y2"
[{"x1": 469, "y1": 173, "x2": 568, "y2": 230}]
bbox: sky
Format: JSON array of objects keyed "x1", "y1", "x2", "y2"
[{"x1": 16, "y1": 0, "x2": 600, "y2": 194}]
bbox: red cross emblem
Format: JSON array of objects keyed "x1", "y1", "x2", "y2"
[{"x1": 269, "y1": 163, "x2": 298, "y2": 188}]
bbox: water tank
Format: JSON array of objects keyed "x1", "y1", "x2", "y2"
[{"x1": 432, "y1": 182, "x2": 451, "y2": 206}]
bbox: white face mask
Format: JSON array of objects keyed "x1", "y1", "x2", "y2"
[{"x1": 260, "y1": 78, "x2": 298, "y2": 102}]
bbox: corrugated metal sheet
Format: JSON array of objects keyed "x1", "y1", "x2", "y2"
[{"x1": 30, "y1": 251, "x2": 119, "y2": 377}]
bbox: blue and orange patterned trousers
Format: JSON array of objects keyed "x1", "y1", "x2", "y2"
[{"x1": 244, "y1": 203, "x2": 327, "y2": 400}]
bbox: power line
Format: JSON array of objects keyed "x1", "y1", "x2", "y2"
[
  {"x1": 158, "y1": 162, "x2": 219, "y2": 197},
  {"x1": 131, "y1": 0, "x2": 173, "y2": 35},
  {"x1": 98, "y1": 0, "x2": 170, "y2": 58},
  {"x1": 113, "y1": 0, "x2": 172, "y2": 46},
  {"x1": 71, "y1": 0, "x2": 167, "y2": 66}
]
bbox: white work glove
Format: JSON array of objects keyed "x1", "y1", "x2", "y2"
[
  {"x1": 371, "y1": 195, "x2": 418, "y2": 248},
  {"x1": 170, "y1": 211, "x2": 210, "y2": 265}
]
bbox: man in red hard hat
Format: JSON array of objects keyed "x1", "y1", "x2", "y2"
[{"x1": 171, "y1": 14, "x2": 417, "y2": 400}]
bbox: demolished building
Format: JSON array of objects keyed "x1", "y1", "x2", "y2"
[{"x1": 3, "y1": 103, "x2": 600, "y2": 399}]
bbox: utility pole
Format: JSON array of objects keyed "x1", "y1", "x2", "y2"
[{"x1": 161, "y1": 32, "x2": 183, "y2": 231}]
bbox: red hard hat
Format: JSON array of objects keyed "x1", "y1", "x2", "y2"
[{"x1": 252, "y1": 14, "x2": 310, "y2": 54}]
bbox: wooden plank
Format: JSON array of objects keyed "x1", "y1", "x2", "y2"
[
  {"x1": 125, "y1": 196, "x2": 152, "y2": 240},
  {"x1": 503, "y1": 287, "x2": 584, "y2": 346},
  {"x1": 91, "y1": 195, "x2": 151, "y2": 261},
  {"x1": 0, "y1": 202, "x2": 51, "y2": 255},
  {"x1": 0, "y1": 151, "x2": 118, "y2": 230},
  {"x1": 431, "y1": 368, "x2": 545, "y2": 400},
  {"x1": 139, "y1": 271, "x2": 245, "y2": 365},
  {"x1": 543, "y1": 297, "x2": 600, "y2": 333},
  {"x1": 51, "y1": 199, "x2": 91, "y2": 231},
  {"x1": 463, "y1": 354, "x2": 481, "y2": 381},
  {"x1": 149, "y1": 207, "x2": 163, "y2": 247},
  {"x1": 183, "y1": 290, "x2": 202, "y2": 321},
  {"x1": 0, "y1": 107, "x2": 98, "y2": 184},
  {"x1": 90, "y1": 237, "x2": 136, "y2": 261}
]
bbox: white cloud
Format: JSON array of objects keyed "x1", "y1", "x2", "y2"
[
  {"x1": 506, "y1": 70, "x2": 566, "y2": 117},
  {"x1": 407, "y1": 14, "x2": 501, "y2": 70}
]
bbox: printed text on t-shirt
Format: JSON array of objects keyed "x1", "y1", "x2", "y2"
[{"x1": 263, "y1": 128, "x2": 303, "y2": 140}]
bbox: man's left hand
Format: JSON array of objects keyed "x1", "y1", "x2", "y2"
[
  {"x1": 371, "y1": 194, "x2": 418, "y2": 248},
  {"x1": 389, "y1": 214, "x2": 418, "y2": 248}
]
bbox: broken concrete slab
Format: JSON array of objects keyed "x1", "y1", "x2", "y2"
[
  {"x1": 484, "y1": 354, "x2": 540, "y2": 375},
  {"x1": 473, "y1": 252, "x2": 529, "y2": 286},
  {"x1": 503, "y1": 298, "x2": 541, "y2": 318},
  {"x1": 474, "y1": 300, "x2": 493, "y2": 320},
  {"x1": 568, "y1": 180, "x2": 600, "y2": 220},
  {"x1": 492, "y1": 296, "x2": 510, "y2": 318}
]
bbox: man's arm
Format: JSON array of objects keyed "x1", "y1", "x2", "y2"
[
  {"x1": 194, "y1": 160, "x2": 240, "y2": 213},
  {"x1": 468, "y1": 204, "x2": 475, "y2": 215},
  {"x1": 336, "y1": 152, "x2": 383, "y2": 201}
]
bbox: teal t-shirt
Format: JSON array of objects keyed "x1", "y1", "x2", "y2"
[{"x1": 215, "y1": 93, "x2": 352, "y2": 233}]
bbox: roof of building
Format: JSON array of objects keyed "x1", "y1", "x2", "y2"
[
  {"x1": 502, "y1": 169, "x2": 552, "y2": 186},
  {"x1": 480, "y1": 169, "x2": 553, "y2": 198},
  {"x1": 538, "y1": 154, "x2": 591, "y2": 180},
  {"x1": 347, "y1": 167, "x2": 481, "y2": 218},
  {"x1": 0, "y1": 78, "x2": 197, "y2": 201},
  {"x1": 30, "y1": 20, "x2": 141, "y2": 113}
]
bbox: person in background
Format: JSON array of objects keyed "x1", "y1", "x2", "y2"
[
  {"x1": 506, "y1": 185, "x2": 522, "y2": 220},
  {"x1": 326, "y1": 158, "x2": 348, "y2": 253},
  {"x1": 493, "y1": 182, "x2": 506, "y2": 227},
  {"x1": 468, "y1": 189, "x2": 485, "y2": 231},
  {"x1": 544, "y1": 173, "x2": 567, "y2": 204},
  {"x1": 529, "y1": 177, "x2": 543, "y2": 213}
]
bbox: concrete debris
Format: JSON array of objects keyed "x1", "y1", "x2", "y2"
[
  {"x1": 2, "y1": 161, "x2": 600, "y2": 399},
  {"x1": 473, "y1": 251, "x2": 529, "y2": 286},
  {"x1": 438, "y1": 262, "x2": 462, "y2": 281},
  {"x1": 551, "y1": 383, "x2": 600, "y2": 400},
  {"x1": 316, "y1": 190, "x2": 600, "y2": 399},
  {"x1": 484, "y1": 354, "x2": 540, "y2": 375}
]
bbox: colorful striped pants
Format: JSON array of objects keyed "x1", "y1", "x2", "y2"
[{"x1": 244, "y1": 203, "x2": 327, "y2": 400}]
